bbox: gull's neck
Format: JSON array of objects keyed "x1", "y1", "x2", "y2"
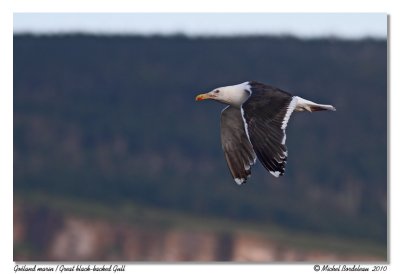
[{"x1": 223, "y1": 82, "x2": 251, "y2": 107}]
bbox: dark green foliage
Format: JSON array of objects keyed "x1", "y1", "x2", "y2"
[{"x1": 14, "y1": 34, "x2": 387, "y2": 244}]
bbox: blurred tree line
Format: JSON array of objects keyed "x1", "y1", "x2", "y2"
[{"x1": 14, "y1": 34, "x2": 387, "y2": 245}]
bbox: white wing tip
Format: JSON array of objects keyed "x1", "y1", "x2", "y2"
[
  {"x1": 328, "y1": 105, "x2": 336, "y2": 111},
  {"x1": 269, "y1": 171, "x2": 282, "y2": 178},
  {"x1": 234, "y1": 178, "x2": 246, "y2": 185}
]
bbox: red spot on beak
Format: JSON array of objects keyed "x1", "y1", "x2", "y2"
[{"x1": 195, "y1": 94, "x2": 208, "y2": 101}]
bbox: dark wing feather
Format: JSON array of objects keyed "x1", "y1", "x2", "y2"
[
  {"x1": 220, "y1": 106, "x2": 256, "y2": 184},
  {"x1": 242, "y1": 83, "x2": 296, "y2": 177}
]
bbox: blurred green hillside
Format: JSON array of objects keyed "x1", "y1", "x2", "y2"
[{"x1": 14, "y1": 34, "x2": 387, "y2": 249}]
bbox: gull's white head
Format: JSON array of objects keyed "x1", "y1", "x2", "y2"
[{"x1": 195, "y1": 82, "x2": 251, "y2": 107}]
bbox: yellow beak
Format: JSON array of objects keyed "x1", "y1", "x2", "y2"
[{"x1": 195, "y1": 92, "x2": 215, "y2": 101}]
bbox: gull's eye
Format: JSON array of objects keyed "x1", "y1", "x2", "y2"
[{"x1": 215, "y1": 90, "x2": 220, "y2": 94}]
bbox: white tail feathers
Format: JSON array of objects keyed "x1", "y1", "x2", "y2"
[{"x1": 294, "y1": 96, "x2": 336, "y2": 112}]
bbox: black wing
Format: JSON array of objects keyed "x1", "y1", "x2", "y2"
[
  {"x1": 220, "y1": 106, "x2": 257, "y2": 184},
  {"x1": 241, "y1": 83, "x2": 296, "y2": 177}
]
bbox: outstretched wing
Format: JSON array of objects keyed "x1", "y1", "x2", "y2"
[
  {"x1": 220, "y1": 106, "x2": 257, "y2": 185},
  {"x1": 241, "y1": 85, "x2": 297, "y2": 177}
]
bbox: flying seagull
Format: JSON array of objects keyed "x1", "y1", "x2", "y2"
[{"x1": 195, "y1": 81, "x2": 335, "y2": 185}]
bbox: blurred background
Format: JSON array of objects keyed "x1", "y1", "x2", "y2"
[{"x1": 13, "y1": 13, "x2": 387, "y2": 262}]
